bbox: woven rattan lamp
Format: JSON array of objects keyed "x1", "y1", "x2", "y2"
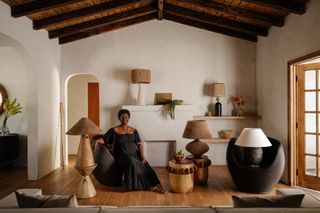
[
  {"x1": 66, "y1": 118, "x2": 102, "y2": 198},
  {"x1": 210, "y1": 83, "x2": 225, "y2": 116},
  {"x1": 183, "y1": 120, "x2": 212, "y2": 159},
  {"x1": 131, "y1": 69, "x2": 151, "y2": 105}
]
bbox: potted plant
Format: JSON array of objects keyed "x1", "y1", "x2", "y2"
[
  {"x1": 160, "y1": 99, "x2": 183, "y2": 120},
  {"x1": 1, "y1": 98, "x2": 22, "y2": 136},
  {"x1": 174, "y1": 150, "x2": 185, "y2": 162}
]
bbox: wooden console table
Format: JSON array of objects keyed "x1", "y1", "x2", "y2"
[{"x1": 0, "y1": 134, "x2": 19, "y2": 167}]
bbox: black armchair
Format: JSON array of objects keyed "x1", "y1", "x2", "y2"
[
  {"x1": 92, "y1": 143, "x2": 123, "y2": 186},
  {"x1": 226, "y1": 137, "x2": 285, "y2": 193}
]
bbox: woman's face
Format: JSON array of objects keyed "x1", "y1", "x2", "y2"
[{"x1": 119, "y1": 113, "x2": 130, "y2": 125}]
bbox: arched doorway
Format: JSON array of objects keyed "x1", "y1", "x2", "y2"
[
  {"x1": 0, "y1": 32, "x2": 34, "y2": 178},
  {"x1": 65, "y1": 74, "x2": 99, "y2": 161}
]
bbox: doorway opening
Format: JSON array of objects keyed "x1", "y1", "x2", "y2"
[
  {"x1": 289, "y1": 51, "x2": 320, "y2": 190},
  {"x1": 65, "y1": 74, "x2": 99, "y2": 164}
]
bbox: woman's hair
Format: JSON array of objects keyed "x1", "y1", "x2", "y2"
[{"x1": 118, "y1": 109, "x2": 130, "y2": 119}]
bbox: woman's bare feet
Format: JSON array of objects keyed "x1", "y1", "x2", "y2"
[{"x1": 149, "y1": 184, "x2": 168, "y2": 194}]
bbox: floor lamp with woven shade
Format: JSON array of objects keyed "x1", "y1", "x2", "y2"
[
  {"x1": 183, "y1": 120, "x2": 212, "y2": 159},
  {"x1": 66, "y1": 117, "x2": 102, "y2": 198}
]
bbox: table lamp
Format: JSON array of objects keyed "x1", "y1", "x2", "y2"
[
  {"x1": 235, "y1": 128, "x2": 272, "y2": 167},
  {"x1": 131, "y1": 69, "x2": 151, "y2": 105},
  {"x1": 66, "y1": 117, "x2": 102, "y2": 198},
  {"x1": 183, "y1": 120, "x2": 212, "y2": 159},
  {"x1": 210, "y1": 83, "x2": 225, "y2": 116}
]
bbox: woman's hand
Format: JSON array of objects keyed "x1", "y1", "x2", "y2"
[
  {"x1": 141, "y1": 155, "x2": 147, "y2": 164},
  {"x1": 92, "y1": 138, "x2": 104, "y2": 151}
]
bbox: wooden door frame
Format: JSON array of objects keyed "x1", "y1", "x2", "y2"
[{"x1": 288, "y1": 50, "x2": 320, "y2": 186}]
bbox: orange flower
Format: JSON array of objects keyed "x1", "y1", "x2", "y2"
[{"x1": 232, "y1": 96, "x2": 245, "y2": 106}]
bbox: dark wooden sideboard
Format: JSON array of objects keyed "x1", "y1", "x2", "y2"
[{"x1": 0, "y1": 134, "x2": 19, "y2": 168}]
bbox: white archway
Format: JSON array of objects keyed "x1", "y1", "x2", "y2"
[
  {"x1": 0, "y1": 32, "x2": 36, "y2": 179},
  {"x1": 64, "y1": 73, "x2": 99, "y2": 165}
]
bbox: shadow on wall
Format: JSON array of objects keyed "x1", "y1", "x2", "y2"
[{"x1": 112, "y1": 68, "x2": 135, "y2": 105}]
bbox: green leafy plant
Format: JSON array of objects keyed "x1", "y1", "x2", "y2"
[
  {"x1": 161, "y1": 99, "x2": 183, "y2": 120},
  {"x1": 175, "y1": 150, "x2": 184, "y2": 157},
  {"x1": 1, "y1": 98, "x2": 22, "y2": 135},
  {"x1": 174, "y1": 150, "x2": 185, "y2": 162}
]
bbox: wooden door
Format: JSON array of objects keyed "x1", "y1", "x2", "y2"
[
  {"x1": 88, "y1": 82, "x2": 99, "y2": 126},
  {"x1": 297, "y1": 63, "x2": 320, "y2": 190}
]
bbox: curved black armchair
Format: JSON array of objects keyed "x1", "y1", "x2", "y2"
[
  {"x1": 226, "y1": 137, "x2": 285, "y2": 193},
  {"x1": 92, "y1": 144, "x2": 123, "y2": 186}
]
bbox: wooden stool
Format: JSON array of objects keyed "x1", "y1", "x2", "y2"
[
  {"x1": 166, "y1": 159, "x2": 196, "y2": 193},
  {"x1": 187, "y1": 155, "x2": 211, "y2": 185}
]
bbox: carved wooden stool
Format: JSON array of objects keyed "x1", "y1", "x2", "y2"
[
  {"x1": 187, "y1": 155, "x2": 211, "y2": 185},
  {"x1": 167, "y1": 159, "x2": 196, "y2": 193}
]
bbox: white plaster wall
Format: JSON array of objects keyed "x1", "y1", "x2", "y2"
[
  {"x1": 61, "y1": 20, "x2": 257, "y2": 142},
  {"x1": 256, "y1": 0, "x2": 320, "y2": 183},
  {"x1": 0, "y1": 2, "x2": 61, "y2": 179},
  {"x1": 67, "y1": 74, "x2": 98, "y2": 154}
]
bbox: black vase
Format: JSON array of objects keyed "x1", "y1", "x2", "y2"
[{"x1": 215, "y1": 101, "x2": 222, "y2": 116}]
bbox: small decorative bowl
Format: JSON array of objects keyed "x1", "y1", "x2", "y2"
[
  {"x1": 219, "y1": 130, "x2": 233, "y2": 139},
  {"x1": 174, "y1": 155, "x2": 185, "y2": 163}
]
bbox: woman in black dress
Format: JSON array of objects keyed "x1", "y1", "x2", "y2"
[{"x1": 94, "y1": 109, "x2": 166, "y2": 193}]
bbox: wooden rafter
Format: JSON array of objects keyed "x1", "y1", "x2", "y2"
[
  {"x1": 164, "y1": 13, "x2": 257, "y2": 42},
  {"x1": 158, "y1": 0, "x2": 164, "y2": 20},
  {"x1": 33, "y1": 0, "x2": 142, "y2": 30},
  {"x1": 59, "y1": 14, "x2": 157, "y2": 44},
  {"x1": 11, "y1": 0, "x2": 83, "y2": 18},
  {"x1": 165, "y1": 4, "x2": 268, "y2": 36},
  {"x1": 49, "y1": 6, "x2": 157, "y2": 39},
  {"x1": 171, "y1": 0, "x2": 284, "y2": 27},
  {"x1": 243, "y1": 0, "x2": 306, "y2": 15}
]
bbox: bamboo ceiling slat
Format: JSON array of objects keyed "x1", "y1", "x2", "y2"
[{"x1": 1, "y1": 0, "x2": 309, "y2": 43}]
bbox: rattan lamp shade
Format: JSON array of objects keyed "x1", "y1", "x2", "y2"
[
  {"x1": 66, "y1": 118, "x2": 102, "y2": 135},
  {"x1": 131, "y1": 69, "x2": 151, "y2": 84},
  {"x1": 183, "y1": 120, "x2": 212, "y2": 139},
  {"x1": 210, "y1": 83, "x2": 225, "y2": 97}
]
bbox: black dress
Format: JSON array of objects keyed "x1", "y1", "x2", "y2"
[{"x1": 103, "y1": 128, "x2": 160, "y2": 191}]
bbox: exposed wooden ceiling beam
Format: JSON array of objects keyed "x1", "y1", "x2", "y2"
[
  {"x1": 158, "y1": 0, "x2": 164, "y2": 20},
  {"x1": 59, "y1": 14, "x2": 157, "y2": 44},
  {"x1": 165, "y1": 4, "x2": 268, "y2": 36},
  {"x1": 171, "y1": 0, "x2": 284, "y2": 27},
  {"x1": 49, "y1": 6, "x2": 156, "y2": 39},
  {"x1": 242, "y1": 0, "x2": 306, "y2": 15},
  {"x1": 11, "y1": 0, "x2": 83, "y2": 18},
  {"x1": 164, "y1": 13, "x2": 257, "y2": 42},
  {"x1": 33, "y1": 0, "x2": 142, "y2": 30}
]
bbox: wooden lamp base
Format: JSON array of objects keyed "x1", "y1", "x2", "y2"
[{"x1": 76, "y1": 175, "x2": 96, "y2": 198}]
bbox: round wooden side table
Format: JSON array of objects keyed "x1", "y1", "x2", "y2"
[
  {"x1": 187, "y1": 155, "x2": 211, "y2": 185},
  {"x1": 166, "y1": 159, "x2": 197, "y2": 193}
]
